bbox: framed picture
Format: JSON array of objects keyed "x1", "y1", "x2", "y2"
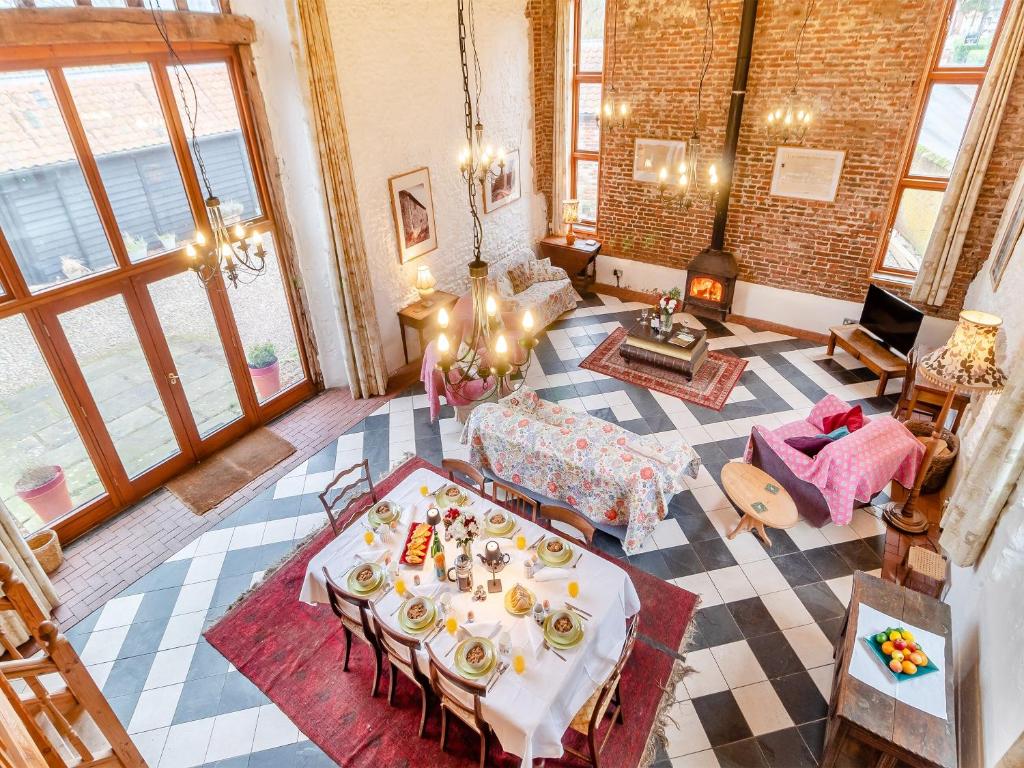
[
  {"x1": 483, "y1": 148, "x2": 521, "y2": 213},
  {"x1": 990, "y1": 160, "x2": 1024, "y2": 290},
  {"x1": 388, "y1": 166, "x2": 438, "y2": 264},
  {"x1": 633, "y1": 138, "x2": 687, "y2": 183},
  {"x1": 769, "y1": 147, "x2": 845, "y2": 202}
]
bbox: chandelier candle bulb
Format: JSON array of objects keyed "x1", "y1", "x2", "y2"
[
  {"x1": 522, "y1": 310, "x2": 534, "y2": 333},
  {"x1": 233, "y1": 224, "x2": 245, "y2": 239},
  {"x1": 494, "y1": 334, "x2": 508, "y2": 357},
  {"x1": 437, "y1": 307, "x2": 449, "y2": 329},
  {"x1": 437, "y1": 332, "x2": 451, "y2": 360},
  {"x1": 485, "y1": 294, "x2": 497, "y2": 318}
]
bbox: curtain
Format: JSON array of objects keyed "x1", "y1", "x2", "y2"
[
  {"x1": 911, "y1": 0, "x2": 1024, "y2": 307},
  {"x1": 940, "y1": 360, "x2": 1024, "y2": 566},
  {"x1": 550, "y1": 0, "x2": 574, "y2": 236},
  {"x1": 293, "y1": 0, "x2": 389, "y2": 399},
  {"x1": 0, "y1": 502, "x2": 57, "y2": 648}
]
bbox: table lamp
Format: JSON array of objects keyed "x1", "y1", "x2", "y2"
[
  {"x1": 884, "y1": 310, "x2": 1007, "y2": 533},
  {"x1": 415, "y1": 264, "x2": 437, "y2": 306},
  {"x1": 562, "y1": 199, "x2": 580, "y2": 246}
]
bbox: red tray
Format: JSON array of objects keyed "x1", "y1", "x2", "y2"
[{"x1": 399, "y1": 521, "x2": 434, "y2": 567}]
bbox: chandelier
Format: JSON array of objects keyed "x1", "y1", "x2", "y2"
[
  {"x1": 658, "y1": 0, "x2": 719, "y2": 209},
  {"x1": 766, "y1": 0, "x2": 817, "y2": 144},
  {"x1": 597, "y1": 0, "x2": 630, "y2": 132},
  {"x1": 151, "y1": 5, "x2": 266, "y2": 287},
  {"x1": 434, "y1": 0, "x2": 537, "y2": 401}
]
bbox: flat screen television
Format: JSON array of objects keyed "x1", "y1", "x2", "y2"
[{"x1": 858, "y1": 284, "x2": 923, "y2": 357}]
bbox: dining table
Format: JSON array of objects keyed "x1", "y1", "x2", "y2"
[{"x1": 299, "y1": 466, "x2": 642, "y2": 767}]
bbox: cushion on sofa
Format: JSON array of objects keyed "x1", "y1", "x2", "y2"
[
  {"x1": 784, "y1": 435, "x2": 833, "y2": 458},
  {"x1": 808, "y1": 394, "x2": 859, "y2": 432},
  {"x1": 507, "y1": 258, "x2": 562, "y2": 294},
  {"x1": 822, "y1": 405, "x2": 864, "y2": 434}
]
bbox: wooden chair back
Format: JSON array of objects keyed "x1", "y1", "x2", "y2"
[
  {"x1": 426, "y1": 642, "x2": 487, "y2": 730},
  {"x1": 323, "y1": 567, "x2": 376, "y2": 643},
  {"x1": 441, "y1": 458, "x2": 486, "y2": 497},
  {"x1": 489, "y1": 479, "x2": 538, "y2": 522},
  {"x1": 319, "y1": 459, "x2": 377, "y2": 536},
  {"x1": 0, "y1": 564, "x2": 145, "y2": 768},
  {"x1": 368, "y1": 601, "x2": 426, "y2": 680},
  {"x1": 538, "y1": 504, "x2": 595, "y2": 546}
]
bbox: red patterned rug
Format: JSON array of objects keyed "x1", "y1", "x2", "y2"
[
  {"x1": 205, "y1": 456, "x2": 698, "y2": 768},
  {"x1": 580, "y1": 327, "x2": 747, "y2": 411}
]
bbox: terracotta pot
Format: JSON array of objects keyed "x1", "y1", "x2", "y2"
[
  {"x1": 249, "y1": 360, "x2": 281, "y2": 400},
  {"x1": 16, "y1": 466, "x2": 73, "y2": 524}
]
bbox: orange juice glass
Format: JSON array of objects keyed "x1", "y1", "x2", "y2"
[
  {"x1": 567, "y1": 580, "x2": 580, "y2": 599},
  {"x1": 445, "y1": 616, "x2": 458, "y2": 636},
  {"x1": 513, "y1": 653, "x2": 526, "y2": 675},
  {"x1": 515, "y1": 534, "x2": 527, "y2": 551},
  {"x1": 363, "y1": 530, "x2": 374, "y2": 546},
  {"x1": 395, "y1": 578, "x2": 406, "y2": 597},
  {"x1": 419, "y1": 484, "x2": 430, "y2": 497}
]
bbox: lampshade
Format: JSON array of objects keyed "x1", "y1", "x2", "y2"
[
  {"x1": 415, "y1": 264, "x2": 436, "y2": 301},
  {"x1": 917, "y1": 310, "x2": 1007, "y2": 394},
  {"x1": 562, "y1": 199, "x2": 580, "y2": 225}
]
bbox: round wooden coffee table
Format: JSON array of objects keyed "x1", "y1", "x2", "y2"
[{"x1": 720, "y1": 463, "x2": 798, "y2": 546}]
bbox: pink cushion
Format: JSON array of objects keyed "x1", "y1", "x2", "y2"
[{"x1": 807, "y1": 394, "x2": 854, "y2": 431}]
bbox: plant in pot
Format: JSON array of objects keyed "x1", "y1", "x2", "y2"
[
  {"x1": 15, "y1": 464, "x2": 73, "y2": 525},
  {"x1": 247, "y1": 342, "x2": 281, "y2": 400},
  {"x1": 122, "y1": 231, "x2": 148, "y2": 262}
]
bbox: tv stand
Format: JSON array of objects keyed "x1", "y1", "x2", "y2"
[{"x1": 826, "y1": 324, "x2": 908, "y2": 397}]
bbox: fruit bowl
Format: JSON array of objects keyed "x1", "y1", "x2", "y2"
[{"x1": 863, "y1": 626, "x2": 940, "y2": 681}]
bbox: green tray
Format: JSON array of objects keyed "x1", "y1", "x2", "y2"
[{"x1": 862, "y1": 634, "x2": 940, "y2": 682}]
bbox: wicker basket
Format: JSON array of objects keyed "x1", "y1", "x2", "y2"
[
  {"x1": 26, "y1": 529, "x2": 63, "y2": 574},
  {"x1": 904, "y1": 419, "x2": 959, "y2": 494}
]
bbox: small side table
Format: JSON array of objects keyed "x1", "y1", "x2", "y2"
[
  {"x1": 396, "y1": 291, "x2": 459, "y2": 365},
  {"x1": 538, "y1": 235, "x2": 601, "y2": 294},
  {"x1": 721, "y1": 462, "x2": 798, "y2": 546}
]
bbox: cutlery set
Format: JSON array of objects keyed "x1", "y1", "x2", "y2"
[{"x1": 486, "y1": 661, "x2": 509, "y2": 691}]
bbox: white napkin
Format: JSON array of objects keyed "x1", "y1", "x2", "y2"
[
  {"x1": 407, "y1": 583, "x2": 441, "y2": 600},
  {"x1": 533, "y1": 566, "x2": 570, "y2": 582},
  {"x1": 511, "y1": 617, "x2": 546, "y2": 659},
  {"x1": 457, "y1": 621, "x2": 503, "y2": 641},
  {"x1": 354, "y1": 548, "x2": 389, "y2": 564}
]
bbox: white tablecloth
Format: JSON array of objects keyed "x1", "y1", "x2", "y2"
[{"x1": 300, "y1": 467, "x2": 642, "y2": 766}]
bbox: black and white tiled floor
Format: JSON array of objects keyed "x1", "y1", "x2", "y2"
[{"x1": 62, "y1": 294, "x2": 899, "y2": 768}]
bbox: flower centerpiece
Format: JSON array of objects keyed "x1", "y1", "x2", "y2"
[
  {"x1": 443, "y1": 508, "x2": 480, "y2": 559},
  {"x1": 658, "y1": 287, "x2": 682, "y2": 331}
]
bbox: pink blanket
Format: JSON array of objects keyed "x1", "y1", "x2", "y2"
[{"x1": 743, "y1": 395, "x2": 924, "y2": 525}]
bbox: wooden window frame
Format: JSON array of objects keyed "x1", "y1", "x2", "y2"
[
  {"x1": 873, "y1": 0, "x2": 1009, "y2": 281},
  {"x1": 0, "y1": 39, "x2": 315, "y2": 542},
  {"x1": 570, "y1": 0, "x2": 603, "y2": 230}
]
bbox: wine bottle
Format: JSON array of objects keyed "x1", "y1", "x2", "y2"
[{"x1": 431, "y1": 524, "x2": 445, "y2": 581}]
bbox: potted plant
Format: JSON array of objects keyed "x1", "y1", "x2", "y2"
[
  {"x1": 15, "y1": 464, "x2": 73, "y2": 524},
  {"x1": 247, "y1": 342, "x2": 281, "y2": 399},
  {"x1": 157, "y1": 232, "x2": 178, "y2": 251},
  {"x1": 122, "y1": 232, "x2": 148, "y2": 261}
]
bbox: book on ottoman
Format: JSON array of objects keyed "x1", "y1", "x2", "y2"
[{"x1": 621, "y1": 322, "x2": 708, "y2": 379}]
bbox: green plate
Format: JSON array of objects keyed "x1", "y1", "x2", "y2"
[
  {"x1": 862, "y1": 634, "x2": 940, "y2": 681},
  {"x1": 397, "y1": 596, "x2": 436, "y2": 633},
  {"x1": 367, "y1": 500, "x2": 401, "y2": 528},
  {"x1": 346, "y1": 562, "x2": 384, "y2": 594},
  {"x1": 537, "y1": 537, "x2": 573, "y2": 567},
  {"x1": 484, "y1": 509, "x2": 515, "y2": 536},
  {"x1": 434, "y1": 484, "x2": 470, "y2": 510},
  {"x1": 454, "y1": 637, "x2": 497, "y2": 679},
  {"x1": 544, "y1": 610, "x2": 584, "y2": 650}
]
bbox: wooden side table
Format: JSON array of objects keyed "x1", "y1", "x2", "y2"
[
  {"x1": 538, "y1": 235, "x2": 601, "y2": 294},
  {"x1": 396, "y1": 291, "x2": 459, "y2": 364},
  {"x1": 827, "y1": 324, "x2": 908, "y2": 397},
  {"x1": 721, "y1": 462, "x2": 798, "y2": 546},
  {"x1": 823, "y1": 572, "x2": 955, "y2": 768}
]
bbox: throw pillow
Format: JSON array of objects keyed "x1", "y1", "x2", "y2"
[
  {"x1": 818, "y1": 426, "x2": 850, "y2": 441},
  {"x1": 507, "y1": 258, "x2": 563, "y2": 294},
  {"x1": 785, "y1": 435, "x2": 833, "y2": 457},
  {"x1": 821, "y1": 405, "x2": 864, "y2": 434},
  {"x1": 506, "y1": 262, "x2": 534, "y2": 294}
]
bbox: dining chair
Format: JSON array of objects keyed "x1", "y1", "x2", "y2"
[
  {"x1": 489, "y1": 478, "x2": 538, "y2": 522},
  {"x1": 426, "y1": 643, "x2": 491, "y2": 768},
  {"x1": 441, "y1": 457, "x2": 487, "y2": 497},
  {"x1": 323, "y1": 567, "x2": 383, "y2": 697},
  {"x1": 369, "y1": 601, "x2": 432, "y2": 737},
  {"x1": 319, "y1": 458, "x2": 377, "y2": 536},
  {"x1": 564, "y1": 614, "x2": 640, "y2": 767},
  {"x1": 538, "y1": 503, "x2": 595, "y2": 546}
]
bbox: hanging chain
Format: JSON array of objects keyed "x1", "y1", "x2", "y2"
[
  {"x1": 793, "y1": 0, "x2": 817, "y2": 92},
  {"x1": 694, "y1": 0, "x2": 714, "y2": 137},
  {"x1": 458, "y1": 0, "x2": 484, "y2": 262}
]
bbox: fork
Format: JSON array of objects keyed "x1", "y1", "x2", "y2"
[
  {"x1": 487, "y1": 661, "x2": 509, "y2": 691},
  {"x1": 543, "y1": 640, "x2": 567, "y2": 662},
  {"x1": 424, "y1": 618, "x2": 445, "y2": 642},
  {"x1": 566, "y1": 602, "x2": 593, "y2": 618},
  {"x1": 571, "y1": 552, "x2": 584, "y2": 568},
  {"x1": 527, "y1": 534, "x2": 544, "y2": 550}
]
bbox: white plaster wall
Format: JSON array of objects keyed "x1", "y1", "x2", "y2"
[
  {"x1": 232, "y1": 0, "x2": 349, "y2": 388},
  {"x1": 324, "y1": 0, "x2": 545, "y2": 372}
]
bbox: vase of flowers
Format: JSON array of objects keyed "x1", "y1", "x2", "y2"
[
  {"x1": 443, "y1": 507, "x2": 480, "y2": 560},
  {"x1": 658, "y1": 287, "x2": 682, "y2": 332}
]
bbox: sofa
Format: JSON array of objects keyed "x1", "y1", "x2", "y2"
[{"x1": 486, "y1": 249, "x2": 581, "y2": 331}]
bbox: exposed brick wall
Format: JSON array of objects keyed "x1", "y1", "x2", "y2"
[
  {"x1": 525, "y1": 0, "x2": 1024, "y2": 320},
  {"x1": 527, "y1": 0, "x2": 556, "y2": 226}
]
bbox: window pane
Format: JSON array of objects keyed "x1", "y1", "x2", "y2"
[
  {"x1": 59, "y1": 295, "x2": 180, "y2": 478},
  {"x1": 574, "y1": 159, "x2": 599, "y2": 223},
  {"x1": 225, "y1": 232, "x2": 305, "y2": 403},
  {"x1": 883, "y1": 188, "x2": 944, "y2": 272},
  {"x1": 169, "y1": 62, "x2": 261, "y2": 225},
  {"x1": 65, "y1": 64, "x2": 195, "y2": 262},
  {"x1": 940, "y1": 0, "x2": 1005, "y2": 67},
  {"x1": 0, "y1": 314, "x2": 104, "y2": 534},
  {"x1": 0, "y1": 71, "x2": 116, "y2": 293},
  {"x1": 187, "y1": 0, "x2": 221, "y2": 11},
  {"x1": 910, "y1": 84, "x2": 977, "y2": 178},
  {"x1": 576, "y1": 82, "x2": 602, "y2": 152},
  {"x1": 579, "y1": 0, "x2": 605, "y2": 72}
]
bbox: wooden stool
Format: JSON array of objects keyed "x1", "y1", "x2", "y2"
[
  {"x1": 898, "y1": 545, "x2": 947, "y2": 599},
  {"x1": 721, "y1": 463, "x2": 798, "y2": 547}
]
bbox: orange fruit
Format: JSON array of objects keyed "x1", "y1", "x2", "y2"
[
  {"x1": 909, "y1": 652, "x2": 925, "y2": 667},
  {"x1": 881, "y1": 641, "x2": 894, "y2": 656},
  {"x1": 901, "y1": 660, "x2": 918, "y2": 675}
]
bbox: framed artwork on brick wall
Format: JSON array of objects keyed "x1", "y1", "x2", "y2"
[
  {"x1": 483, "y1": 148, "x2": 521, "y2": 213},
  {"x1": 989, "y1": 160, "x2": 1024, "y2": 290},
  {"x1": 770, "y1": 147, "x2": 845, "y2": 202},
  {"x1": 388, "y1": 166, "x2": 438, "y2": 264},
  {"x1": 633, "y1": 138, "x2": 687, "y2": 183}
]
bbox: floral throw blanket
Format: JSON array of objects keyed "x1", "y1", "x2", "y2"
[{"x1": 463, "y1": 389, "x2": 700, "y2": 554}]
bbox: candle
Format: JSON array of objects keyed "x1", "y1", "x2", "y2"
[
  {"x1": 437, "y1": 307, "x2": 449, "y2": 329},
  {"x1": 485, "y1": 294, "x2": 497, "y2": 318},
  {"x1": 522, "y1": 310, "x2": 534, "y2": 333},
  {"x1": 437, "y1": 332, "x2": 451, "y2": 358},
  {"x1": 251, "y1": 231, "x2": 263, "y2": 246},
  {"x1": 233, "y1": 224, "x2": 245, "y2": 239},
  {"x1": 494, "y1": 334, "x2": 508, "y2": 357},
  {"x1": 186, "y1": 244, "x2": 197, "y2": 261},
  {"x1": 195, "y1": 231, "x2": 206, "y2": 246}
]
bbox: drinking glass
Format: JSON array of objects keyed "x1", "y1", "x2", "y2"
[
  {"x1": 567, "y1": 580, "x2": 580, "y2": 599},
  {"x1": 395, "y1": 578, "x2": 406, "y2": 597},
  {"x1": 497, "y1": 630, "x2": 512, "y2": 659},
  {"x1": 515, "y1": 533, "x2": 527, "y2": 551},
  {"x1": 363, "y1": 530, "x2": 374, "y2": 546},
  {"x1": 512, "y1": 649, "x2": 526, "y2": 675},
  {"x1": 419, "y1": 484, "x2": 430, "y2": 497},
  {"x1": 446, "y1": 616, "x2": 458, "y2": 636}
]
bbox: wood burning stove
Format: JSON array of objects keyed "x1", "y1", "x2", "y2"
[{"x1": 683, "y1": 246, "x2": 738, "y2": 321}]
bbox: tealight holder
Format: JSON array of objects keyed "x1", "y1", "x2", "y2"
[{"x1": 477, "y1": 539, "x2": 510, "y2": 593}]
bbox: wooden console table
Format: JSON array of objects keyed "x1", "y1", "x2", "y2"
[
  {"x1": 823, "y1": 572, "x2": 955, "y2": 768},
  {"x1": 827, "y1": 324, "x2": 908, "y2": 397},
  {"x1": 396, "y1": 291, "x2": 459, "y2": 364},
  {"x1": 538, "y1": 235, "x2": 600, "y2": 294}
]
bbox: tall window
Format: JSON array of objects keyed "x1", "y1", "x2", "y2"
[
  {"x1": 875, "y1": 0, "x2": 1007, "y2": 278},
  {"x1": 571, "y1": 0, "x2": 604, "y2": 227}
]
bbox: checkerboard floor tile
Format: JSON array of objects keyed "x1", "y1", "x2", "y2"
[{"x1": 62, "y1": 294, "x2": 898, "y2": 767}]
